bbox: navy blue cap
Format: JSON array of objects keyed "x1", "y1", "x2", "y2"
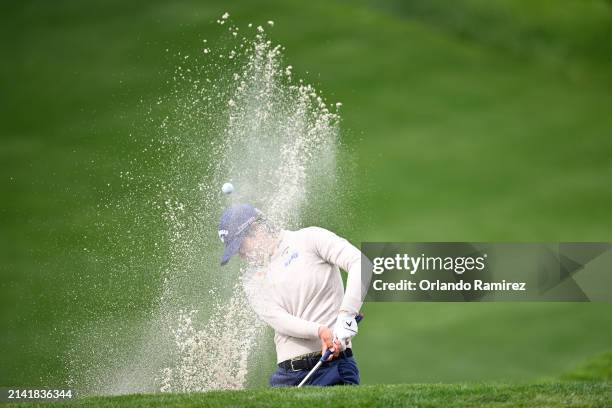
[{"x1": 218, "y1": 203, "x2": 262, "y2": 266}]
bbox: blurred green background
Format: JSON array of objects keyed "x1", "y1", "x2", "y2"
[{"x1": 2, "y1": 0, "x2": 612, "y2": 389}]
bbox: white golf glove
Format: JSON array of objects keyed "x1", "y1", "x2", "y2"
[{"x1": 333, "y1": 313, "x2": 358, "y2": 349}]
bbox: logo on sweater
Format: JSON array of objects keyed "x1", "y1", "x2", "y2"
[{"x1": 284, "y1": 251, "x2": 299, "y2": 267}]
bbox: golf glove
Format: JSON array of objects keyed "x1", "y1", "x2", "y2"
[{"x1": 333, "y1": 313, "x2": 358, "y2": 347}]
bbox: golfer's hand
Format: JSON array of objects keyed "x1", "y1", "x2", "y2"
[
  {"x1": 318, "y1": 326, "x2": 341, "y2": 360},
  {"x1": 332, "y1": 313, "x2": 358, "y2": 349}
]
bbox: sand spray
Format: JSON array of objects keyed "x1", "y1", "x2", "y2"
[{"x1": 68, "y1": 14, "x2": 342, "y2": 394}]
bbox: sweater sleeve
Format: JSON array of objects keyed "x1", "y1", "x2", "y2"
[
  {"x1": 308, "y1": 227, "x2": 366, "y2": 315},
  {"x1": 243, "y1": 276, "x2": 321, "y2": 340}
]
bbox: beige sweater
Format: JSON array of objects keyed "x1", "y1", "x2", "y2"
[{"x1": 243, "y1": 227, "x2": 364, "y2": 363}]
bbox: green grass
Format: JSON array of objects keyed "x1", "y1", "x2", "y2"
[
  {"x1": 357, "y1": 303, "x2": 612, "y2": 383},
  {"x1": 1, "y1": 0, "x2": 612, "y2": 392},
  {"x1": 5, "y1": 383, "x2": 610, "y2": 408},
  {"x1": 6, "y1": 352, "x2": 611, "y2": 407},
  {"x1": 563, "y1": 350, "x2": 612, "y2": 382}
]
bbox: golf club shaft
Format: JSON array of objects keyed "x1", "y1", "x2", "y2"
[{"x1": 297, "y1": 360, "x2": 324, "y2": 387}]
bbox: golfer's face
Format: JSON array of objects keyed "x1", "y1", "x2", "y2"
[
  {"x1": 238, "y1": 235, "x2": 258, "y2": 262},
  {"x1": 239, "y1": 233, "x2": 265, "y2": 264}
]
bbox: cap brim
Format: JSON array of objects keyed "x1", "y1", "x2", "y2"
[{"x1": 220, "y1": 234, "x2": 245, "y2": 266}]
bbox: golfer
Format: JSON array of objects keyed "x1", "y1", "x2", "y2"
[{"x1": 218, "y1": 203, "x2": 365, "y2": 387}]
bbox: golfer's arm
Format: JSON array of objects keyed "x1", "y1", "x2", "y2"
[
  {"x1": 310, "y1": 227, "x2": 365, "y2": 315},
  {"x1": 249, "y1": 296, "x2": 321, "y2": 339},
  {"x1": 262, "y1": 308, "x2": 321, "y2": 339}
]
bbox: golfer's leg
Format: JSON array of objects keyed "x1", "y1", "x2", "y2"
[
  {"x1": 269, "y1": 367, "x2": 307, "y2": 387},
  {"x1": 337, "y1": 357, "x2": 360, "y2": 385},
  {"x1": 306, "y1": 358, "x2": 360, "y2": 386},
  {"x1": 308, "y1": 363, "x2": 343, "y2": 386}
]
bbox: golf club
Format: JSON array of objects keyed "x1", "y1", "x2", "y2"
[{"x1": 297, "y1": 314, "x2": 363, "y2": 388}]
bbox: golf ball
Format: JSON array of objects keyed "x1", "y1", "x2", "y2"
[{"x1": 222, "y1": 182, "x2": 234, "y2": 194}]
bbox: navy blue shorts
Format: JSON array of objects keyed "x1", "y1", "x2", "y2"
[{"x1": 269, "y1": 356, "x2": 360, "y2": 387}]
